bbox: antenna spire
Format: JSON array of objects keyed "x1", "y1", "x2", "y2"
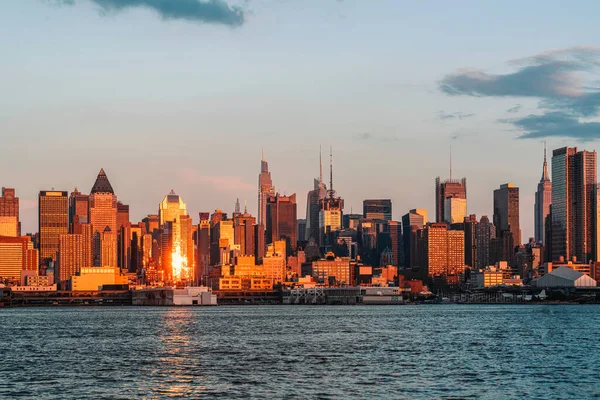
[
  {"x1": 449, "y1": 143, "x2": 453, "y2": 181},
  {"x1": 261, "y1": 148, "x2": 264, "y2": 162},
  {"x1": 244, "y1": 199, "x2": 247, "y2": 214},
  {"x1": 319, "y1": 146, "x2": 323, "y2": 185},
  {"x1": 329, "y1": 146, "x2": 333, "y2": 194}
]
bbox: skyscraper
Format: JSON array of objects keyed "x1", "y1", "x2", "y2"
[
  {"x1": 39, "y1": 191, "x2": 69, "y2": 265},
  {"x1": 305, "y1": 150, "x2": 327, "y2": 244},
  {"x1": 475, "y1": 215, "x2": 495, "y2": 268},
  {"x1": 552, "y1": 147, "x2": 597, "y2": 262},
  {"x1": 159, "y1": 190, "x2": 187, "y2": 226},
  {"x1": 435, "y1": 152, "x2": 467, "y2": 223},
  {"x1": 100, "y1": 227, "x2": 118, "y2": 268},
  {"x1": 0, "y1": 188, "x2": 19, "y2": 236},
  {"x1": 57, "y1": 232, "x2": 90, "y2": 282},
  {"x1": 493, "y1": 183, "x2": 521, "y2": 245},
  {"x1": 89, "y1": 169, "x2": 117, "y2": 266},
  {"x1": 0, "y1": 236, "x2": 37, "y2": 283},
  {"x1": 534, "y1": 145, "x2": 552, "y2": 244},
  {"x1": 402, "y1": 209, "x2": 427, "y2": 268},
  {"x1": 421, "y1": 223, "x2": 464, "y2": 281},
  {"x1": 68, "y1": 188, "x2": 89, "y2": 233},
  {"x1": 363, "y1": 199, "x2": 392, "y2": 221},
  {"x1": 266, "y1": 193, "x2": 297, "y2": 253},
  {"x1": 444, "y1": 197, "x2": 467, "y2": 224},
  {"x1": 319, "y1": 148, "x2": 343, "y2": 250},
  {"x1": 463, "y1": 214, "x2": 477, "y2": 269},
  {"x1": 258, "y1": 150, "x2": 275, "y2": 227}
]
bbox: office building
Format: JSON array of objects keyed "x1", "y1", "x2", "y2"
[
  {"x1": 57, "y1": 233, "x2": 91, "y2": 282},
  {"x1": 89, "y1": 169, "x2": 118, "y2": 266},
  {"x1": 39, "y1": 190, "x2": 69, "y2": 265},
  {"x1": 476, "y1": 215, "x2": 495, "y2": 268},
  {"x1": 552, "y1": 147, "x2": 596, "y2": 262},
  {"x1": 258, "y1": 150, "x2": 275, "y2": 227},
  {"x1": 402, "y1": 209, "x2": 427, "y2": 268},
  {"x1": 363, "y1": 199, "x2": 392, "y2": 221},
  {"x1": 493, "y1": 183, "x2": 521, "y2": 250},
  {"x1": 68, "y1": 188, "x2": 89, "y2": 233},
  {"x1": 435, "y1": 177, "x2": 467, "y2": 223},
  {"x1": 266, "y1": 193, "x2": 297, "y2": 252},
  {"x1": 0, "y1": 188, "x2": 19, "y2": 236},
  {"x1": 0, "y1": 236, "x2": 37, "y2": 283},
  {"x1": 421, "y1": 223, "x2": 465, "y2": 280},
  {"x1": 305, "y1": 150, "x2": 328, "y2": 244},
  {"x1": 463, "y1": 214, "x2": 477, "y2": 269},
  {"x1": 444, "y1": 197, "x2": 467, "y2": 224}
]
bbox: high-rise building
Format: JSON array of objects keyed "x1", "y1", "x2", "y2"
[
  {"x1": 319, "y1": 148, "x2": 343, "y2": 250},
  {"x1": 266, "y1": 193, "x2": 297, "y2": 252},
  {"x1": 89, "y1": 169, "x2": 118, "y2": 266},
  {"x1": 196, "y1": 213, "x2": 210, "y2": 285},
  {"x1": 388, "y1": 220, "x2": 402, "y2": 267},
  {"x1": 0, "y1": 188, "x2": 19, "y2": 236},
  {"x1": 421, "y1": 223, "x2": 464, "y2": 280},
  {"x1": 297, "y1": 219, "x2": 307, "y2": 243},
  {"x1": 258, "y1": 150, "x2": 275, "y2": 227},
  {"x1": 534, "y1": 145, "x2": 552, "y2": 244},
  {"x1": 463, "y1": 215, "x2": 477, "y2": 269},
  {"x1": 100, "y1": 227, "x2": 118, "y2": 268},
  {"x1": 0, "y1": 217, "x2": 18, "y2": 237},
  {"x1": 476, "y1": 215, "x2": 495, "y2": 268},
  {"x1": 305, "y1": 150, "x2": 328, "y2": 244},
  {"x1": 39, "y1": 191, "x2": 69, "y2": 265},
  {"x1": 68, "y1": 188, "x2": 89, "y2": 233},
  {"x1": 57, "y1": 233, "x2": 89, "y2": 282},
  {"x1": 493, "y1": 183, "x2": 521, "y2": 245},
  {"x1": 552, "y1": 147, "x2": 597, "y2": 262},
  {"x1": 435, "y1": 174, "x2": 467, "y2": 223},
  {"x1": 0, "y1": 236, "x2": 37, "y2": 283},
  {"x1": 117, "y1": 202, "x2": 130, "y2": 230},
  {"x1": 402, "y1": 209, "x2": 427, "y2": 268},
  {"x1": 142, "y1": 215, "x2": 159, "y2": 236},
  {"x1": 444, "y1": 197, "x2": 467, "y2": 224},
  {"x1": 159, "y1": 190, "x2": 187, "y2": 226},
  {"x1": 363, "y1": 199, "x2": 392, "y2": 221}
]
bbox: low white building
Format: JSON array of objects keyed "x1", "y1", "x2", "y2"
[{"x1": 531, "y1": 266, "x2": 597, "y2": 288}]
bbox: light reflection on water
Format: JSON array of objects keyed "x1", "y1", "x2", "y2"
[{"x1": 1, "y1": 305, "x2": 600, "y2": 399}]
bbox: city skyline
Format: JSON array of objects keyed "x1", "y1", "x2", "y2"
[
  {"x1": 0, "y1": 144, "x2": 590, "y2": 242},
  {"x1": 3, "y1": 1, "x2": 600, "y2": 240}
]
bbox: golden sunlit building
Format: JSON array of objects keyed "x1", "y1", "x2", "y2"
[
  {"x1": 0, "y1": 216, "x2": 18, "y2": 237},
  {"x1": 422, "y1": 223, "x2": 465, "y2": 279},
  {"x1": 39, "y1": 190, "x2": 69, "y2": 265},
  {"x1": 57, "y1": 231, "x2": 92, "y2": 282},
  {"x1": 0, "y1": 236, "x2": 37, "y2": 283},
  {"x1": 312, "y1": 253, "x2": 352, "y2": 285},
  {"x1": 100, "y1": 228, "x2": 118, "y2": 268},
  {"x1": 70, "y1": 266, "x2": 127, "y2": 291},
  {"x1": 89, "y1": 169, "x2": 118, "y2": 266},
  {"x1": 0, "y1": 188, "x2": 19, "y2": 236}
]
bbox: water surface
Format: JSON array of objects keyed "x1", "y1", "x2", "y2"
[{"x1": 2, "y1": 305, "x2": 599, "y2": 399}]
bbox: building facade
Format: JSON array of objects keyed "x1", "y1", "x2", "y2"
[
  {"x1": 534, "y1": 146, "x2": 552, "y2": 244},
  {"x1": 39, "y1": 190, "x2": 69, "y2": 265}
]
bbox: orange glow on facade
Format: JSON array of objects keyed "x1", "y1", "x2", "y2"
[{"x1": 171, "y1": 241, "x2": 190, "y2": 283}]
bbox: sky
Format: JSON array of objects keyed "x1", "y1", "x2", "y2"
[{"x1": 1, "y1": 0, "x2": 600, "y2": 240}]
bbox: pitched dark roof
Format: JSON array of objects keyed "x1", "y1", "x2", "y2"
[{"x1": 91, "y1": 168, "x2": 114, "y2": 194}]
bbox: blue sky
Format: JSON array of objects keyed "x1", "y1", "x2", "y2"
[{"x1": 2, "y1": 0, "x2": 600, "y2": 239}]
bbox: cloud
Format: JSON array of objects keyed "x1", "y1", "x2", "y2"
[
  {"x1": 51, "y1": 0, "x2": 245, "y2": 26},
  {"x1": 437, "y1": 111, "x2": 475, "y2": 120},
  {"x1": 178, "y1": 168, "x2": 254, "y2": 192},
  {"x1": 506, "y1": 104, "x2": 522, "y2": 113},
  {"x1": 354, "y1": 133, "x2": 398, "y2": 142},
  {"x1": 439, "y1": 46, "x2": 600, "y2": 140}
]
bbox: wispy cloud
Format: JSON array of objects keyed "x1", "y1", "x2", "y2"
[
  {"x1": 506, "y1": 104, "x2": 522, "y2": 113},
  {"x1": 178, "y1": 168, "x2": 254, "y2": 192},
  {"x1": 439, "y1": 46, "x2": 600, "y2": 140},
  {"x1": 437, "y1": 111, "x2": 475, "y2": 120},
  {"x1": 49, "y1": 0, "x2": 245, "y2": 27},
  {"x1": 354, "y1": 133, "x2": 399, "y2": 142}
]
